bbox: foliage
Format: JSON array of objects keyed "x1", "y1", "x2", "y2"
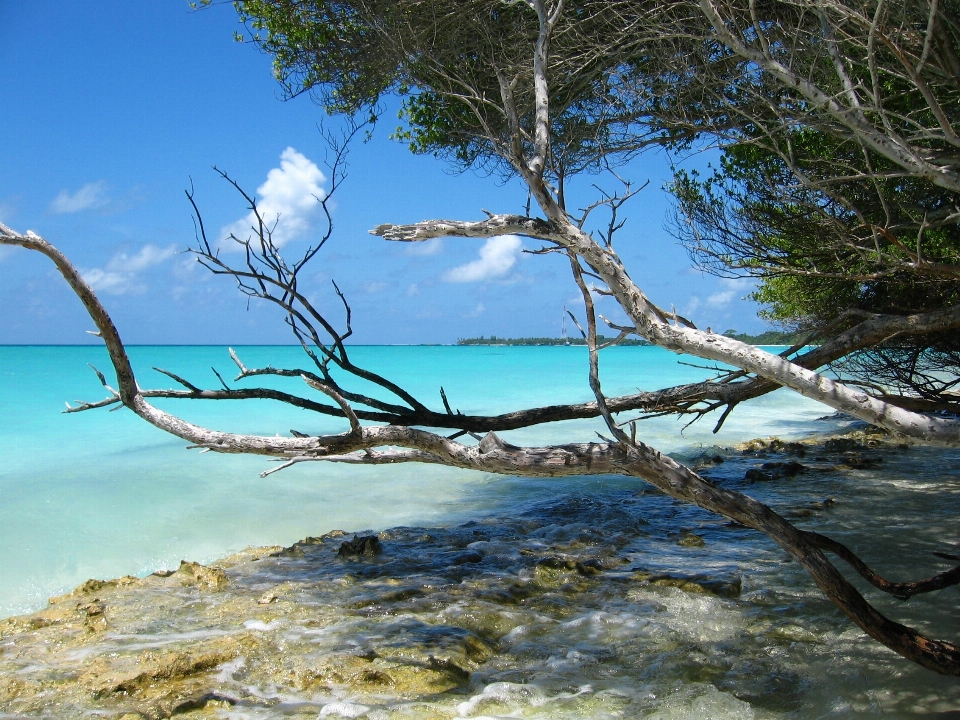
[{"x1": 234, "y1": 0, "x2": 699, "y2": 182}]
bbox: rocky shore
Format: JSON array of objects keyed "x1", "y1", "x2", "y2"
[{"x1": 2, "y1": 430, "x2": 958, "y2": 719}]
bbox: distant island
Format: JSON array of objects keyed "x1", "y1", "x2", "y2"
[
  {"x1": 456, "y1": 334, "x2": 650, "y2": 346},
  {"x1": 456, "y1": 329, "x2": 805, "y2": 346},
  {"x1": 722, "y1": 329, "x2": 807, "y2": 345}
]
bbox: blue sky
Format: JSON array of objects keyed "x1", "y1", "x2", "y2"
[{"x1": 0, "y1": 1, "x2": 768, "y2": 345}]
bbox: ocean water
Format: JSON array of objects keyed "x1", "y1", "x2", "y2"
[
  {"x1": 0, "y1": 344, "x2": 828, "y2": 618},
  {"x1": 1, "y1": 345, "x2": 959, "y2": 716}
]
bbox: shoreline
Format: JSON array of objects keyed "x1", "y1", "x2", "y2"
[{"x1": 3, "y1": 427, "x2": 958, "y2": 718}]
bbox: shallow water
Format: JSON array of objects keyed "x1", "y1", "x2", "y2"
[
  {"x1": 1, "y1": 439, "x2": 958, "y2": 718},
  {"x1": 1, "y1": 345, "x2": 958, "y2": 717},
  {"x1": 0, "y1": 345, "x2": 829, "y2": 617}
]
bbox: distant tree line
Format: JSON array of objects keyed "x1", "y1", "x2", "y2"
[{"x1": 456, "y1": 335, "x2": 650, "y2": 346}]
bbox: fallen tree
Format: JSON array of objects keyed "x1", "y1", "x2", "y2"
[{"x1": 4, "y1": 0, "x2": 960, "y2": 674}]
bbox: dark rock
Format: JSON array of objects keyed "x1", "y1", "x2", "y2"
[
  {"x1": 633, "y1": 571, "x2": 741, "y2": 598},
  {"x1": 712, "y1": 455, "x2": 725, "y2": 464},
  {"x1": 537, "y1": 556, "x2": 576, "y2": 570},
  {"x1": 782, "y1": 442, "x2": 807, "y2": 456},
  {"x1": 824, "y1": 437, "x2": 861, "y2": 452},
  {"x1": 761, "y1": 461, "x2": 807, "y2": 477},
  {"x1": 677, "y1": 532, "x2": 706, "y2": 547},
  {"x1": 451, "y1": 551, "x2": 483, "y2": 565},
  {"x1": 338, "y1": 535, "x2": 383, "y2": 558},
  {"x1": 844, "y1": 455, "x2": 882, "y2": 469},
  {"x1": 745, "y1": 468, "x2": 773, "y2": 482},
  {"x1": 575, "y1": 559, "x2": 604, "y2": 575},
  {"x1": 536, "y1": 556, "x2": 604, "y2": 576}
]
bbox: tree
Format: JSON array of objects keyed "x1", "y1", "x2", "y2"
[
  {"x1": 4, "y1": 0, "x2": 960, "y2": 674},
  {"x1": 662, "y1": 0, "x2": 960, "y2": 411}
]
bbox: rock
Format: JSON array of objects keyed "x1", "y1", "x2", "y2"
[
  {"x1": 633, "y1": 571, "x2": 741, "y2": 598},
  {"x1": 213, "y1": 545, "x2": 284, "y2": 569},
  {"x1": 843, "y1": 455, "x2": 882, "y2": 469},
  {"x1": 767, "y1": 623, "x2": 820, "y2": 643},
  {"x1": 338, "y1": 535, "x2": 382, "y2": 558},
  {"x1": 745, "y1": 468, "x2": 773, "y2": 482},
  {"x1": 535, "y1": 556, "x2": 604, "y2": 576},
  {"x1": 782, "y1": 442, "x2": 807, "y2": 456},
  {"x1": 737, "y1": 438, "x2": 770, "y2": 453},
  {"x1": 824, "y1": 437, "x2": 861, "y2": 452},
  {"x1": 350, "y1": 587, "x2": 426, "y2": 608},
  {"x1": 677, "y1": 532, "x2": 706, "y2": 547},
  {"x1": 761, "y1": 460, "x2": 807, "y2": 477},
  {"x1": 80, "y1": 636, "x2": 247, "y2": 697},
  {"x1": 48, "y1": 575, "x2": 141, "y2": 605},
  {"x1": 171, "y1": 560, "x2": 228, "y2": 592},
  {"x1": 257, "y1": 590, "x2": 278, "y2": 605}
]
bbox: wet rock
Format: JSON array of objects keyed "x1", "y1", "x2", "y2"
[
  {"x1": 761, "y1": 460, "x2": 807, "y2": 477},
  {"x1": 782, "y1": 442, "x2": 807, "y2": 456},
  {"x1": 338, "y1": 535, "x2": 382, "y2": 558},
  {"x1": 213, "y1": 545, "x2": 284, "y2": 569},
  {"x1": 350, "y1": 587, "x2": 426, "y2": 608},
  {"x1": 767, "y1": 623, "x2": 820, "y2": 644},
  {"x1": 745, "y1": 468, "x2": 773, "y2": 482},
  {"x1": 633, "y1": 570, "x2": 741, "y2": 598},
  {"x1": 824, "y1": 437, "x2": 861, "y2": 452},
  {"x1": 304, "y1": 653, "x2": 464, "y2": 696},
  {"x1": 737, "y1": 438, "x2": 771, "y2": 454},
  {"x1": 842, "y1": 455, "x2": 883, "y2": 470},
  {"x1": 49, "y1": 575, "x2": 142, "y2": 604},
  {"x1": 535, "y1": 556, "x2": 604, "y2": 576},
  {"x1": 257, "y1": 590, "x2": 279, "y2": 605},
  {"x1": 677, "y1": 532, "x2": 706, "y2": 548},
  {"x1": 171, "y1": 560, "x2": 228, "y2": 592},
  {"x1": 80, "y1": 636, "x2": 246, "y2": 697}
]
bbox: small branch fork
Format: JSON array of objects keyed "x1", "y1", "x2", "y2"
[{"x1": 3, "y1": 221, "x2": 960, "y2": 675}]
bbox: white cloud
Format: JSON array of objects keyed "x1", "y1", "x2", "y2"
[
  {"x1": 365, "y1": 281, "x2": 388, "y2": 294},
  {"x1": 464, "y1": 303, "x2": 485, "y2": 318},
  {"x1": 686, "y1": 296, "x2": 702, "y2": 313},
  {"x1": 707, "y1": 289, "x2": 735, "y2": 307},
  {"x1": 83, "y1": 244, "x2": 177, "y2": 296},
  {"x1": 707, "y1": 278, "x2": 753, "y2": 307},
  {"x1": 221, "y1": 148, "x2": 326, "y2": 248},
  {"x1": 49, "y1": 181, "x2": 109, "y2": 214},
  {"x1": 442, "y1": 235, "x2": 522, "y2": 283},
  {"x1": 406, "y1": 283, "x2": 421, "y2": 296},
  {"x1": 405, "y1": 238, "x2": 444, "y2": 256}
]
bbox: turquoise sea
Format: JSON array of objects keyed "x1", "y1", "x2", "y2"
[
  {"x1": 0, "y1": 344, "x2": 828, "y2": 619},
  {"x1": 3, "y1": 344, "x2": 960, "y2": 715}
]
